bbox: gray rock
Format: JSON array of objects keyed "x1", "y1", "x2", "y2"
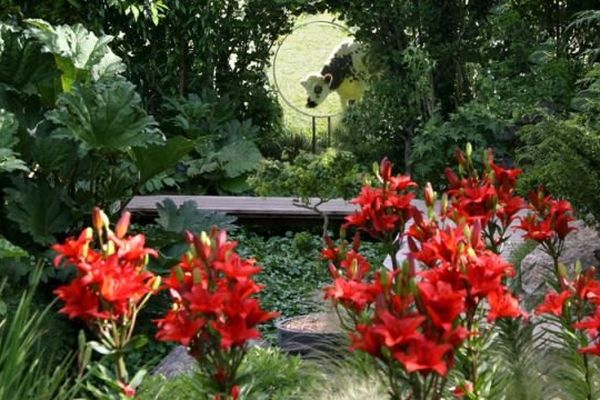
[
  {"x1": 152, "y1": 340, "x2": 270, "y2": 379},
  {"x1": 152, "y1": 346, "x2": 197, "y2": 378},
  {"x1": 521, "y1": 220, "x2": 600, "y2": 302}
]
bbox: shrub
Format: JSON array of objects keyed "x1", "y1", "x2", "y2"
[
  {"x1": 517, "y1": 64, "x2": 600, "y2": 225},
  {"x1": 160, "y1": 92, "x2": 264, "y2": 194},
  {"x1": 250, "y1": 148, "x2": 361, "y2": 236},
  {"x1": 0, "y1": 21, "x2": 189, "y2": 269}
]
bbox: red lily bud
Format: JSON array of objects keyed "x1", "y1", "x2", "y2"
[
  {"x1": 92, "y1": 207, "x2": 104, "y2": 231},
  {"x1": 327, "y1": 263, "x2": 340, "y2": 279},
  {"x1": 115, "y1": 211, "x2": 131, "y2": 239},
  {"x1": 231, "y1": 386, "x2": 240, "y2": 400},
  {"x1": 352, "y1": 232, "x2": 361, "y2": 251},
  {"x1": 117, "y1": 381, "x2": 136, "y2": 398},
  {"x1": 379, "y1": 157, "x2": 392, "y2": 183},
  {"x1": 455, "y1": 148, "x2": 467, "y2": 167},
  {"x1": 445, "y1": 168, "x2": 460, "y2": 187},
  {"x1": 424, "y1": 182, "x2": 435, "y2": 208},
  {"x1": 471, "y1": 220, "x2": 481, "y2": 249},
  {"x1": 328, "y1": 263, "x2": 340, "y2": 279},
  {"x1": 407, "y1": 256, "x2": 416, "y2": 277},
  {"x1": 407, "y1": 236, "x2": 419, "y2": 253}
]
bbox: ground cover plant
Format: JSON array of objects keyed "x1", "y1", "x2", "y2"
[{"x1": 234, "y1": 228, "x2": 384, "y2": 341}]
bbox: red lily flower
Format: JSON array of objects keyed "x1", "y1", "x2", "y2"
[
  {"x1": 371, "y1": 310, "x2": 426, "y2": 348},
  {"x1": 487, "y1": 289, "x2": 524, "y2": 321},
  {"x1": 351, "y1": 324, "x2": 384, "y2": 358},
  {"x1": 418, "y1": 281, "x2": 465, "y2": 329},
  {"x1": 394, "y1": 338, "x2": 453, "y2": 376},
  {"x1": 536, "y1": 290, "x2": 572, "y2": 316},
  {"x1": 53, "y1": 278, "x2": 110, "y2": 321}
]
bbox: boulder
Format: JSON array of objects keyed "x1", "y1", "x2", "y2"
[
  {"x1": 521, "y1": 220, "x2": 600, "y2": 302},
  {"x1": 152, "y1": 346, "x2": 197, "y2": 378},
  {"x1": 152, "y1": 340, "x2": 269, "y2": 378}
]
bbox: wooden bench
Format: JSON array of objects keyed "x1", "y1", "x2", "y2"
[{"x1": 125, "y1": 195, "x2": 359, "y2": 221}]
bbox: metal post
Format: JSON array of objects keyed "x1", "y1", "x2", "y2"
[
  {"x1": 327, "y1": 116, "x2": 331, "y2": 147},
  {"x1": 312, "y1": 116, "x2": 317, "y2": 153}
]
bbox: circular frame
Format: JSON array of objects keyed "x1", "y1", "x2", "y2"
[{"x1": 272, "y1": 20, "x2": 353, "y2": 119}]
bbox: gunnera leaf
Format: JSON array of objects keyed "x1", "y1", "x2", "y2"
[
  {"x1": 25, "y1": 19, "x2": 125, "y2": 91},
  {"x1": 47, "y1": 79, "x2": 164, "y2": 152},
  {"x1": 0, "y1": 236, "x2": 28, "y2": 259},
  {"x1": 4, "y1": 179, "x2": 72, "y2": 245},
  {"x1": 0, "y1": 110, "x2": 28, "y2": 173},
  {"x1": 0, "y1": 23, "x2": 58, "y2": 96},
  {"x1": 216, "y1": 140, "x2": 262, "y2": 178},
  {"x1": 131, "y1": 135, "x2": 195, "y2": 185},
  {"x1": 155, "y1": 198, "x2": 237, "y2": 234}
]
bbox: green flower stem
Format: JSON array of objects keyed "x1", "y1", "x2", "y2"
[
  {"x1": 575, "y1": 298, "x2": 594, "y2": 400},
  {"x1": 465, "y1": 307, "x2": 479, "y2": 398},
  {"x1": 383, "y1": 233, "x2": 402, "y2": 271},
  {"x1": 116, "y1": 353, "x2": 128, "y2": 383},
  {"x1": 542, "y1": 239, "x2": 564, "y2": 289},
  {"x1": 583, "y1": 353, "x2": 593, "y2": 400}
]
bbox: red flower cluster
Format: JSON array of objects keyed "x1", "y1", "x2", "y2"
[
  {"x1": 323, "y1": 235, "x2": 379, "y2": 314},
  {"x1": 517, "y1": 185, "x2": 576, "y2": 243},
  {"x1": 413, "y1": 225, "x2": 523, "y2": 322},
  {"x1": 345, "y1": 158, "x2": 417, "y2": 239},
  {"x1": 536, "y1": 267, "x2": 600, "y2": 356},
  {"x1": 445, "y1": 149, "x2": 526, "y2": 236},
  {"x1": 347, "y1": 270, "x2": 468, "y2": 377},
  {"x1": 325, "y1": 154, "x2": 525, "y2": 382},
  {"x1": 155, "y1": 229, "x2": 278, "y2": 349},
  {"x1": 155, "y1": 229, "x2": 277, "y2": 398},
  {"x1": 53, "y1": 211, "x2": 157, "y2": 323}
]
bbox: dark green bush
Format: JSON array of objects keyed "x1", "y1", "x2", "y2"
[{"x1": 517, "y1": 115, "x2": 600, "y2": 224}]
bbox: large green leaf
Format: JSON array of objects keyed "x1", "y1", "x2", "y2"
[
  {"x1": 47, "y1": 79, "x2": 164, "y2": 152},
  {"x1": 0, "y1": 110, "x2": 28, "y2": 173},
  {"x1": 217, "y1": 175, "x2": 251, "y2": 194},
  {"x1": 131, "y1": 136, "x2": 195, "y2": 185},
  {"x1": 0, "y1": 148, "x2": 28, "y2": 173},
  {"x1": 29, "y1": 134, "x2": 79, "y2": 175},
  {"x1": 0, "y1": 236, "x2": 28, "y2": 259},
  {"x1": 0, "y1": 109, "x2": 18, "y2": 148},
  {"x1": 4, "y1": 180, "x2": 72, "y2": 245},
  {"x1": 0, "y1": 23, "x2": 58, "y2": 96},
  {"x1": 155, "y1": 198, "x2": 237, "y2": 234},
  {"x1": 201, "y1": 140, "x2": 262, "y2": 178},
  {"x1": 217, "y1": 140, "x2": 262, "y2": 178},
  {"x1": 25, "y1": 19, "x2": 125, "y2": 91}
]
